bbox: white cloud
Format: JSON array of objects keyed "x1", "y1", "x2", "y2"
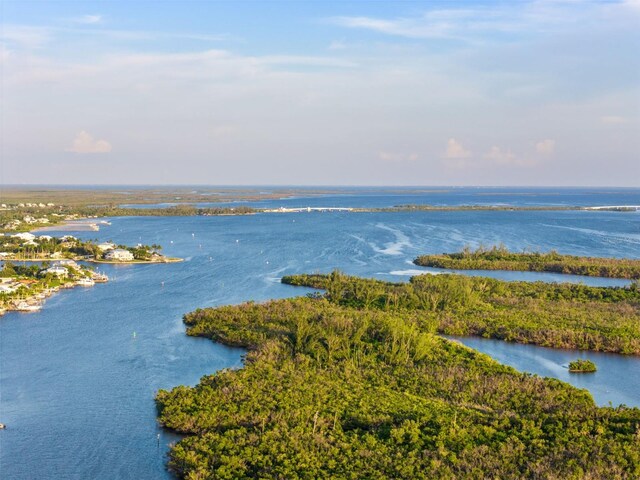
[
  {"x1": 328, "y1": 40, "x2": 347, "y2": 51},
  {"x1": 535, "y1": 139, "x2": 555, "y2": 155},
  {"x1": 331, "y1": 6, "x2": 539, "y2": 41},
  {"x1": 445, "y1": 138, "x2": 471, "y2": 159},
  {"x1": 379, "y1": 151, "x2": 419, "y2": 163},
  {"x1": 66, "y1": 131, "x2": 112, "y2": 154},
  {"x1": 74, "y1": 15, "x2": 103, "y2": 25}
]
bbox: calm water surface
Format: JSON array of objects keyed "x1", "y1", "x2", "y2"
[{"x1": 1, "y1": 192, "x2": 640, "y2": 479}]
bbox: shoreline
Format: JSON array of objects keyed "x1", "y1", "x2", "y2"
[
  {"x1": 0, "y1": 274, "x2": 108, "y2": 317},
  {"x1": 1, "y1": 256, "x2": 183, "y2": 264},
  {"x1": 88, "y1": 257, "x2": 183, "y2": 264},
  {"x1": 31, "y1": 220, "x2": 103, "y2": 232}
]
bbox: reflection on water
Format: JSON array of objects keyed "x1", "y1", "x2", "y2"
[{"x1": 447, "y1": 336, "x2": 640, "y2": 407}]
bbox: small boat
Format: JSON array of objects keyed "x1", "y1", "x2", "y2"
[
  {"x1": 77, "y1": 278, "x2": 95, "y2": 287},
  {"x1": 92, "y1": 273, "x2": 109, "y2": 283},
  {"x1": 15, "y1": 301, "x2": 42, "y2": 312}
]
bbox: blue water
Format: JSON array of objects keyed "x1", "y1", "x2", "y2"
[{"x1": 1, "y1": 192, "x2": 640, "y2": 479}]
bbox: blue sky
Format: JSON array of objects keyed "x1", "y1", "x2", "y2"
[{"x1": 1, "y1": 0, "x2": 639, "y2": 185}]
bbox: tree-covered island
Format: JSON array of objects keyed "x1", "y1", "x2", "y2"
[
  {"x1": 156, "y1": 271, "x2": 640, "y2": 479},
  {"x1": 414, "y1": 245, "x2": 640, "y2": 280},
  {"x1": 156, "y1": 273, "x2": 640, "y2": 479},
  {"x1": 568, "y1": 359, "x2": 598, "y2": 373}
]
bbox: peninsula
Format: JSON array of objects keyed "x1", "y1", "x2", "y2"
[
  {"x1": 0, "y1": 234, "x2": 181, "y2": 264},
  {"x1": 0, "y1": 260, "x2": 106, "y2": 315}
]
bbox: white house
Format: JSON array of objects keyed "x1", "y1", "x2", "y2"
[
  {"x1": 12, "y1": 232, "x2": 36, "y2": 241},
  {"x1": 97, "y1": 242, "x2": 116, "y2": 251},
  {"x1": 57, "y1": 259, "x2": 79, "y2": 268},
  {"x1": 105, "y1": 249, "x2": 134, "y2": 261},
  {"x1": 38, "y1": 235, "x2": 53, "y2": 241},
  {"x1": 42, "y1": 266, "x2": 68, "y2": 277}
]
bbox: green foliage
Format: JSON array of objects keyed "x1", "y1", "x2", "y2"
[
  {"x1": 157, "y1": 275, "x2": 640, "y2": 479},
  {"x1": 569, "y1": 359, "x2": 597, "y2": 373},
  {"x1": 414, "y1": 245, "x2": 640, "y2": 279},
  {"x1": 283, "y1": 271, "x2": 640, "y2": 354}
]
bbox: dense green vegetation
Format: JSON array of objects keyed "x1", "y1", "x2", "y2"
[
  {"x1": 157, "y1": 276, "x2": 640, "y2": 478},
  {"x1": 569, "y1": 359, "x2": 597, "y2": 373},
  {"x1": 283, "y1": 271, "x2": 640, "y2": 354},
  {"x1": 414, "y1": 245, "x2": 640, "y2": 279}
]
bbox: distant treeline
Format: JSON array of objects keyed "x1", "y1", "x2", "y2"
[
  {"x1": 73, "y1": 205, "x2": 258, "y2": 217},
  {"x1": 414, "y1": 245, "x2": 640, "y2": 279},
  {"x1": 156, "y1": 271, "x2": 640, "y2": 479},
  {"x1": 282, "y1": 271, "x2": 640, "y2": 354}
]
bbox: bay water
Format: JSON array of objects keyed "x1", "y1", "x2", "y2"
[{"x1": 1, "y1": 189, "x2": 639, "y2": 478}]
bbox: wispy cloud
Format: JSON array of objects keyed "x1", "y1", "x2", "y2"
[
  {"x1": 379, "y1": 151, "x2": 418, "y2": 163},
  {"x1": 330, "y1": 6, "x2": 528, "y2": 41},
  {"x1": 328, "y1": 40, "x2": 347, "y2": 51},
  {"x1": 330, "y1": 2, "x2": 639, "y2": 43},
  {"x1": 66, "y1": 131, "x2": 112, "y2": 154},
  {"x1": 73, "y1": 15, "x2": 103, "y2": 25}
]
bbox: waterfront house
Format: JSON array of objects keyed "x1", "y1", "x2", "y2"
[
  {"x1": 12, "y1": 232, "x2": 36, "y2": 242},
  {"x1": 41, "y1": 266, "x2": 68, "y2": 277},
  {"x1": 57, "y1": 259, "x2": 79, "y2": 268},
  {"x1": 97, "y1": 242, "x2": 116, "y2": 251},
  {"x1": 105, "y1": 249, "x2": 134, "y2": 261}
]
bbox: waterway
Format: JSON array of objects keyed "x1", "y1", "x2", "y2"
[{"x1": 1, "y1": 188, "x2": 639, "y2": 479}]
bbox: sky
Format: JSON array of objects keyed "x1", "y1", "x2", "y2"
[{"x1": 1, "y1": 0, "x2": 639, "y2": 186}]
